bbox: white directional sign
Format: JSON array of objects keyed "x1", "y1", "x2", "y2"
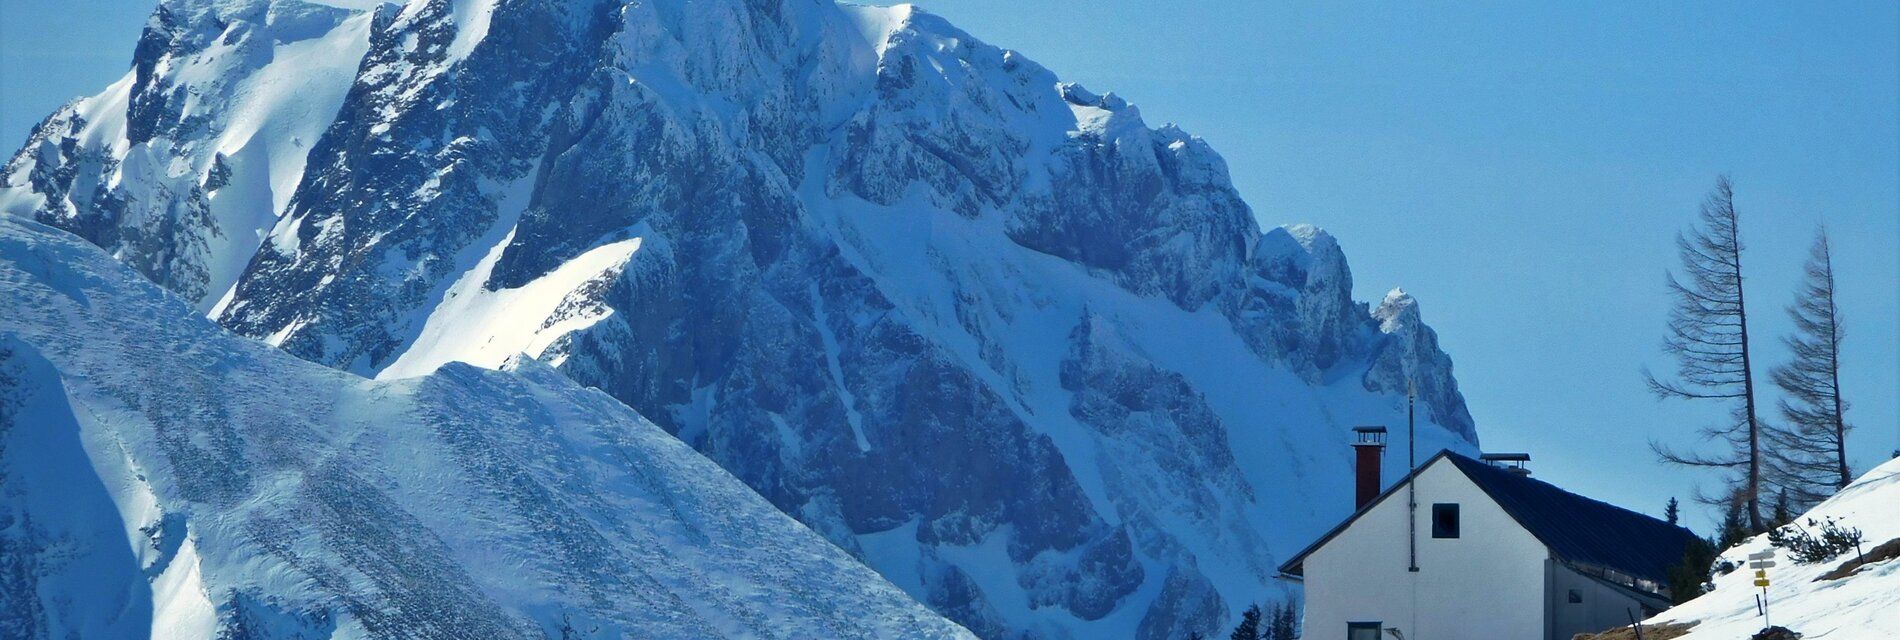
[
  {"x1": 1749, "y1": 560, "x2": 1777, "y2": 569},
  {"x1": 1748, "y1": 550, "x2": 1775, "y2": 560}
]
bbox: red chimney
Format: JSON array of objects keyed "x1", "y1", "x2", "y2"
[{"x1": 1352, "y1": 426, "x2": 1387, "y2": 510}]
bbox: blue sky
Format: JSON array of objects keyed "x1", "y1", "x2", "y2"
[
  {"x1": 4, "y1": 1, "x2": 1897, "y2": 532},
  {"x1": 918, "y1": 1, "x2": 1899, "y2": 530}
]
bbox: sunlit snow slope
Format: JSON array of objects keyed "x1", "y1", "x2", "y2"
[
  {"x1": 1646, "y1": 457, "x2": 1900, "y2": 639},
  {"x1": 0, "y1": 215, "x2": 972, "y2": 639}
]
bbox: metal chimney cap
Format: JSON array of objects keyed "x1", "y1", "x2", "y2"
[
  {"x1": 1480, "y1": 453, "x2": 1531, "y2": 462},
  {"x1": 1352, "y1": 426, "x2": 1388, "y2": 447}
]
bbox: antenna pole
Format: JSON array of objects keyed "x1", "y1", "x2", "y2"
[
  {"x1": 1408, "y1": 380, "x2": 1416, "y2": 472},
  {"x1": 1407, "y1": 380, "x2": 1418, "y2": 572}
]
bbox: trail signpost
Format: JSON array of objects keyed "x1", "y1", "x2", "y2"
[{"x1": 1747, "y1": 551, "x2": 1775, "y2": 625}]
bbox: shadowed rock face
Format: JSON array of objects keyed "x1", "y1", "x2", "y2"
[{"x1": 3, "y1": 0, "x2": 1477, "y2": 637}]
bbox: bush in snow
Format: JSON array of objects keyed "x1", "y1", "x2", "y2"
[{"x1": 1767, "y1": 517, "x2": 1864, "y2": 565}]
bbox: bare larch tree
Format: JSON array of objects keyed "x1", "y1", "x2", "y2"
[
  {"x1": 1766, "y1": 228, "x2": 1851, "y2": 509},
  {"x1": 1645, "y1": 176, "x2": 1766, "y2": 531}
]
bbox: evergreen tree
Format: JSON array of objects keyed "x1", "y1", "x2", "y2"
[
  {"x1": 1766, "y1": 228, "x2": 1853, "y2": 510},
  {"x1": 1771, "y1": 489, "x2": 1792, "y2": 527},
  {"x1": 1267, "y1": 599, "x2": 1299, "y2": 640},
  {"x1": 1665, "y1": 536, "x2": 1718, "y2": 605},
  {"x1": 1717, "y1": 495, "x2": 1752, "y2": 549},
  {"x1": 1229, "y1": 604, "x2": 1262, "y2": 640},
  {"x1": 1645, "y1": 176, "x2": 1768, "y2": 531},
  {"x1": 1665, "y1": 497, "x2": 1681, "y2": 525}
]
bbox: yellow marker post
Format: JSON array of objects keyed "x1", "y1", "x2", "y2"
[{"x1": 1748, "y1": 551, "x2": 1775, "y2": 626}]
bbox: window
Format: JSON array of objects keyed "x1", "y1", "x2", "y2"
[
  {"x1": 1347, "y1": 622, "x2": 1382, "y2": 640},
  {"x1": 1432, "y1": 503, "x2": 1460, "y2": 538},
  {"x1": 1567, "y1": 588, "x2": 1583, "y2": 604}
]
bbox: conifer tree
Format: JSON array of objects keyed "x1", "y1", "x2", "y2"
[
  {"x1": 1666, "y1": 537, "x2": 1717, "y2": 605},
  {"x1": 1717, "y1": 495, "x2": 1751, "y2": 549},
  {"x1": 1771, "y1": 489, "x2": 1791, "y2": 527},
  {"x1": 1229, "y1": 604, "x2": 1262, "y2": 640},
  {"x1": 1267, "y1": 599, "x2": 1299, "y2": 640},
  {"x1": 1766, "y1": 228, "x2": 1852, "y2": 509},
  {"x1": 1646, "y1": 176, "x2": 1767, "y2": 531},
  {"x1": 1665, "y1": 497, "x2": 1680, "y2": 525}
]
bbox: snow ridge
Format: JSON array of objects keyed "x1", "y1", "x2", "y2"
[{"x1": 0, "y1": 215, "x2": 973, "y2": 639}]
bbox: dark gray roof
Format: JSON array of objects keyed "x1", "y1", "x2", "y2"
[
  {"x1": 1444, "y1": 453, "x2": 1698, "y2": 585},
  {"x1": 1278, "y1": 451, "x2": 1699, "y2": 587}
]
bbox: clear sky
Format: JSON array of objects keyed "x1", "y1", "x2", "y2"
[{"x1": 3, "y1": 1, "x2": 1897, "y2": 532}]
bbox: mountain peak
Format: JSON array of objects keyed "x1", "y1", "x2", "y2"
[
  {"x1": 1059, "y1": 82, "x2": 1129, "y2": 111},
  {"x1": 1282, "y1": 222, "x2": 1335, "y2": 253},
  {"x1": 1375, "y1": 286, "x2": 1420, "y2": 333},
  {"x1": 1, "y1": 1, "x2": 1480, "y2": 637},
  {"x1": 839, "y1": 2, "x2": 918, "y2": 55}
]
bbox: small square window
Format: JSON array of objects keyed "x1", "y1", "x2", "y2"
[
  {"x1": 1567, "y1": 588, "x2": 1583, "y2": 604},
  {"x1": 1432, "y1": 503, "x2": 1460, "y2": 538},
  {"x1": 1348, "y1": 621, "x2": 1382, "y2": 640}
]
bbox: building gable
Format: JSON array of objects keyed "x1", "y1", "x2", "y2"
[
  {"x1": 1276, "y1": 450, "x2": 1463, "y2": 577},
  {"x1": 1294, "y1": 453, "x2": 1551, "y2": 640},
  {"x1": 1279, "y1": 451, "x2": 1697, "y2": 588}
]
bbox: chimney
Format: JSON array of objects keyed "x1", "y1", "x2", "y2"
[
  {"x1": 1352, "y1": 426, "x2": 1387, "y2": 510},
  {"x1": 1480, "y1": 453, "x2": 1532, "y2": 477}
]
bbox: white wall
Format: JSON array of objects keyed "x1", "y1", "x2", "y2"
[
  {"x1": 1548, "y1": 563, "x2": 1665, "y2": 639},
  {"x1": 1301, "y1": 459, "x2": 1549, "y2": 640}
]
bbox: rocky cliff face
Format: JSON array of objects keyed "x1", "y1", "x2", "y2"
[{"x1": 3, "y1": 1, "x2": 1478, "y2": 637}]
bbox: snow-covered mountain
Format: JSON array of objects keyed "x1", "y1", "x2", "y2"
[
  {"x1": 2, "y1": 0, "x2": 1479, "y2": 636},
  {"x1": 1641, "y1": 457, "x2": 1900, "y2": 639},
  {"x1": 0, "y1": 214, "x2": 973, "y2": 638}
]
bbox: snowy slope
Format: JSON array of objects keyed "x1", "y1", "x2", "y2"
[
  {"x1": 0, "y1": 0, "x2": 378, "y2": 312},
  {"x1": 0, "y1": 215, "x2": 972, "y2": 639},
  {"x1": 1644, "y1": 457, "x2": 1900, "y2": 639},
  {"x1": 2, "y1": 1, "x2": 1481, "y2": 637}
]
